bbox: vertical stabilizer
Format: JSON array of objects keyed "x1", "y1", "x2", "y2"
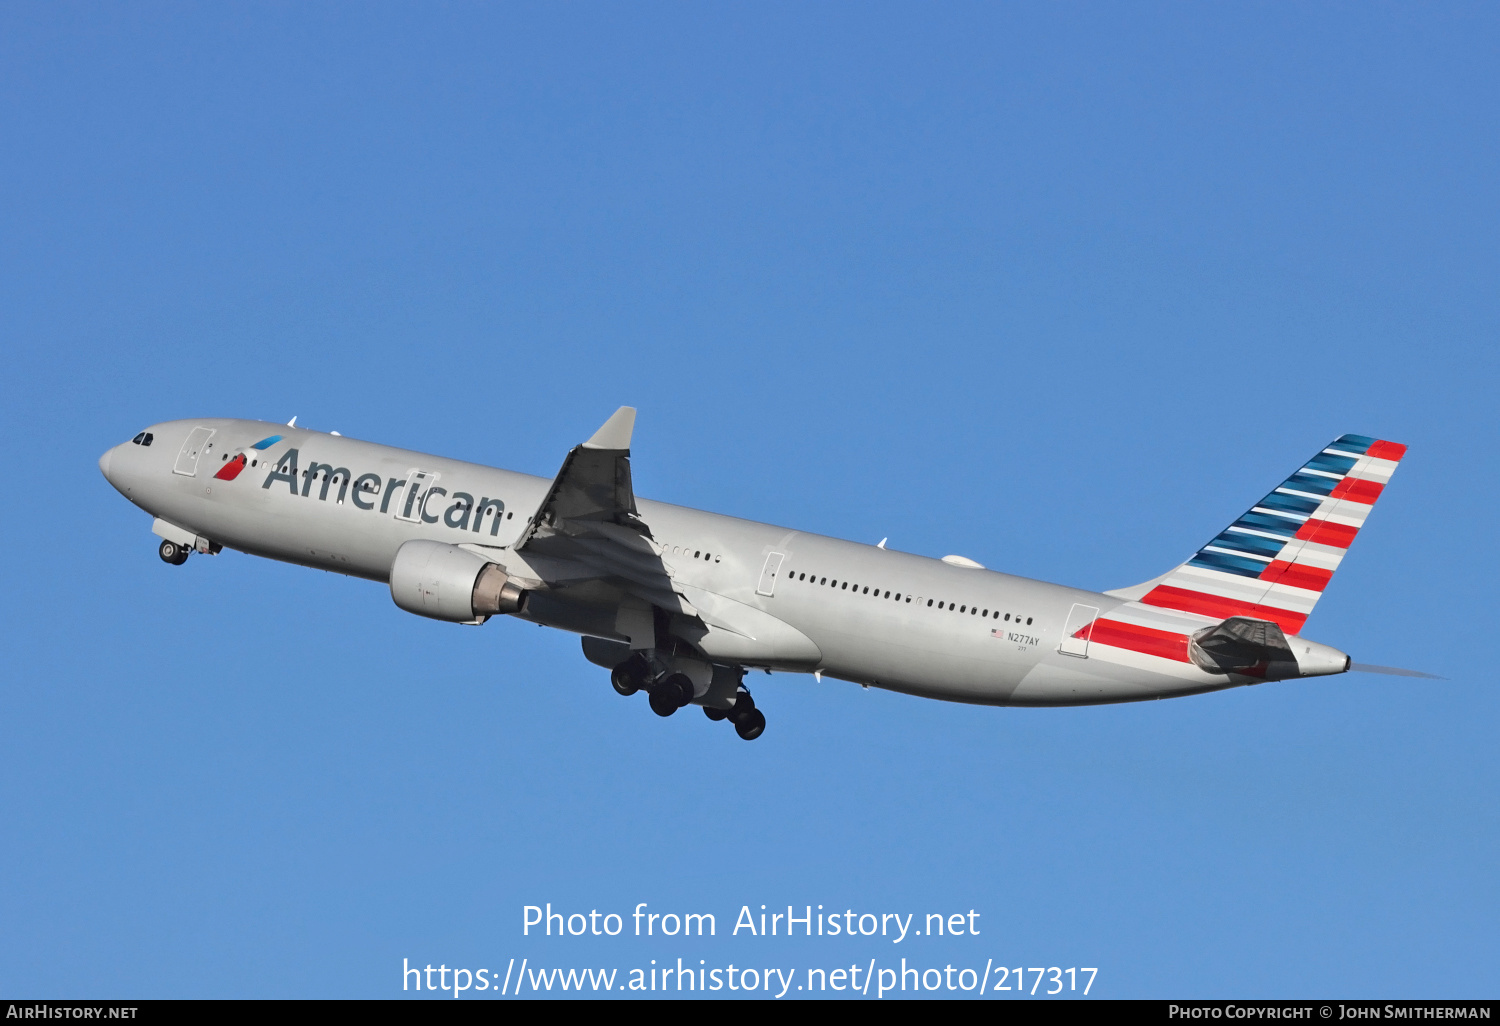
[
  {"x1": 1136, "y1": 433, "x2": 1407, "y2": 634},
  {"x1": 1085, "y1": 434, "x2": 1407, "y2": 667}
]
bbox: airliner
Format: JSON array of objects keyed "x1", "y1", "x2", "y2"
[{"x1": 99, "y1": 410, "x2": 1414, "y2": 740}]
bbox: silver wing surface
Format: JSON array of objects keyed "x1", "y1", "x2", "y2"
[{"x1": 503, "y1": 408, "x2": 698, "y2": 618}]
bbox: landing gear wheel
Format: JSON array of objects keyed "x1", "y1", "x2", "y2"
[
  {"x1": 728, "y1": 691, "x2": 756, "y2": 724},
  {"x1": 158, "y1": 539, "x2": 188, "y2": 565},
  {"x1": 734, "y1": 708, "x2": 766, "y2": 741},
  {"x1": 610, "y1": 655, "x2": 648, "y2": 696},
  {"x1": 703, "y1": 706, "x2": 729, "y2": 721},
  {"x1": 648, "y1": 687, "x2": 680, "y2": 717},
  {"x1": 648, "y1": 673, "x2": 694, "y2": 717},
  {"x1": 663, "y1": 673, "x2": 695, "y2": 708}
]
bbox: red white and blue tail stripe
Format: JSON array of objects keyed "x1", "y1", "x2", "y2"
[{"x1": 1088, "y1": 434, "x2": 1407, "y2": 667}]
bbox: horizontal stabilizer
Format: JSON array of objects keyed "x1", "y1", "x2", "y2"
[{"x1": 1188, "y1": 616, "x2": 1293, "y2": 675}]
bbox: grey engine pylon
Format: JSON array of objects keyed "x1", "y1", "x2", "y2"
[{"x1": 99, "y1": 411, "x2": 1413, "y2": 740}]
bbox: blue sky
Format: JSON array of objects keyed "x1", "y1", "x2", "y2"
[{"x1": 1, "y1": 2, "x2": 1496, "y2": 998}]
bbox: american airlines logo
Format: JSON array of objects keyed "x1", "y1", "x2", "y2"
[{"x1": 248, "y1": 446, "x2": 511, "y2": 535}]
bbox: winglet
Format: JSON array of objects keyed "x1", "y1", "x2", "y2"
[{"x1": 582, "y1": 407, "x2": 636, "y2": 451}]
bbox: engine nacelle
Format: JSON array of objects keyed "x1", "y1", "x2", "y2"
[{"x1": 389, "y1": 539, "x2": 526, "y2": 623}]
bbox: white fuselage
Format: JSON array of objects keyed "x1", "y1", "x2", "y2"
[{"x1": 100, "y1": 418, "x2": 1295, "y2": 707}]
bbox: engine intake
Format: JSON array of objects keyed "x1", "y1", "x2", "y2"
[{"x1": 389, "y1": 539, "x2": 526, "y2": 623}]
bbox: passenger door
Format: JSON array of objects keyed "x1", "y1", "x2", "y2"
[
  {"x1": 1058, "y1": 603, "x2": 1100, "y2": 658},
  {"x1": 394, "y1": 470, "x2": 440, "y2": 522},
  {"x1": 172, "y1": 427, "x2": 216, "y2": 476},
  {"x1": 756, "y1": 552, "x2": 785, "y2": 597}
]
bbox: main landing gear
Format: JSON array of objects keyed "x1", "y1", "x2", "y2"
[
  {"x1": 612, "y1": 653, "x2": 693, "y2": 716},
  {"x1": 158, "y1": 539, "x2": 189, "y2": 565},
  {"x1": 610, "y1": 653, "x2": 648, "y2": 696},
  {"x1": 709, "y1": 688, "x2": 765, "y2": 741},
  {"x1": 609, "y1": 655, "x2": 766, "y2": 741},
  {"x1": 648, "y1": 674, "x2": 695, "y2": 717}
]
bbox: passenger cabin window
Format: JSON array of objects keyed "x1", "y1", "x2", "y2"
[{"x1": 778, "y1": 567, "x2": 1016, "y2": 616}]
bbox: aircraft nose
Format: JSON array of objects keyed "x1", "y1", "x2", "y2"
[{"x1": 99, "y1": 443, "x2": 128, "y2": 487}]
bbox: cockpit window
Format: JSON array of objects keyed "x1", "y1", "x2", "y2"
[
  {"x1": 142, "y1": 433, "x2": 154, "y2": 446},
  {"x1": 132, "y1": 432, "x2": 145, "y2": 444}
]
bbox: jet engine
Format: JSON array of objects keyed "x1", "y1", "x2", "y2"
[{"x1": 389, "y1": 539, "x2": 526, "y2": 623}]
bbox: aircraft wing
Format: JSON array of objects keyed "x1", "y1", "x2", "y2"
[
  {"x1": 513, "y1": 407, "x2": 649, "y2": 546},
  {"x1": 509, "y1": 408, "x2": 705, "y2": 619}
]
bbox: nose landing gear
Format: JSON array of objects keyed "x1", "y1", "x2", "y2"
[{"x1": 158, "y1": 539, "x2": 189, "y2": 565}]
